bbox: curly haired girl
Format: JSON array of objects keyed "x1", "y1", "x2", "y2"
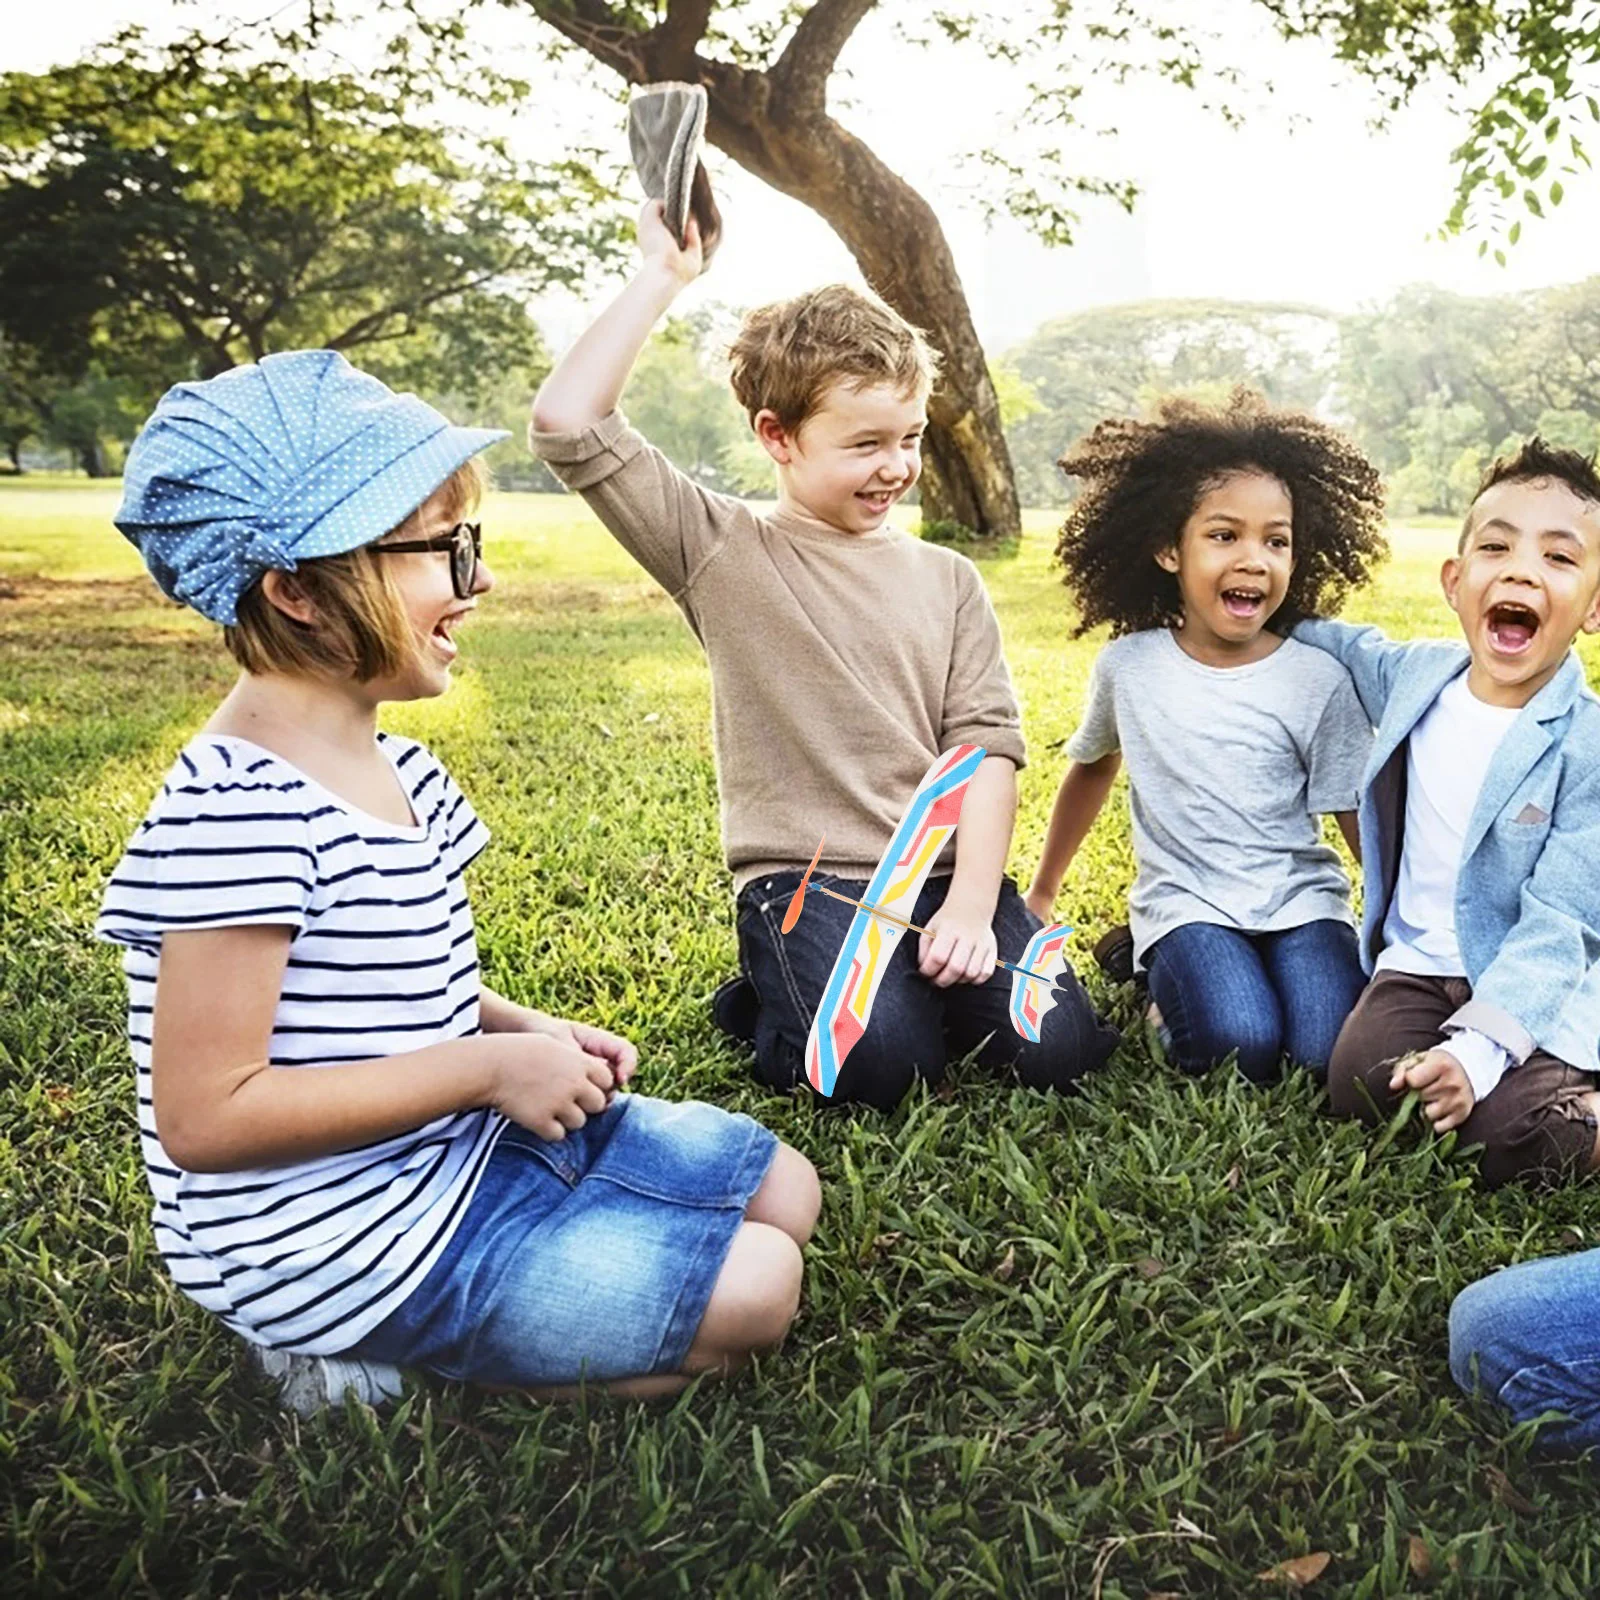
[{"x1": 1025, "y1": 388, "x2": 1388, "y2": 1083}]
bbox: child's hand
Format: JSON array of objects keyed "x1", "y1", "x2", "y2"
[
  {"x1": 494, "y1": 1007, "x2": 638, "y2": 1100},
  {"x1": 918, "y1": 896, "x2": 999, "y2": 988},
  {"x1": 1023, "y1": 886, "x2": 1054, "y2": 923},
  {"x1": 544, "y1": 1017, "x2": 639, "y2": 1092},
  {"x1": 487, "y1": 1034, "x2": 619, "y2": 1142},
  {"x1": 637, "y1": 199, "x2": 703, "y2": 286},
  {"x1": 1389, "y1": 1047, "x2": 1476, "y2": 1133}
]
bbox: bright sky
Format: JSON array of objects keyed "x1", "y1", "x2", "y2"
[{"x1": 9, "y1": 1, "x2": 1600, "y2": 355}]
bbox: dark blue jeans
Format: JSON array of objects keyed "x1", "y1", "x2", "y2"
[
  {"x1": 1451, "y1": 1249, "x2": 1600, "y2": 1453},
  {"x1": 1143, "y1": 918, "x2": 1365, "y2": 1084},
  {"x1": 727, "y1": 871, "x2": 1120, "y2": 1111}
]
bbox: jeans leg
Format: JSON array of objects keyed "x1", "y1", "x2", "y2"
[
  {"x1": 1144, "y1": 922, "x2": 1283, "y2": 1083},
  {"x1": 1450, "y1": 1249, "x2": 1600, "y2": 1454},
  {"x1": 734, "y1": 871, "x2": 946, "y2": 1111},
  {"x1": 1255, "y1": 919, "x2": 1366, "y2": 1078},
  {"x1": 939, "y1": 878, "x2": 1121, "y2": 1091}
]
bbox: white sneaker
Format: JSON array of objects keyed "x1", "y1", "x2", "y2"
[{"x1": 249, "y1": 1344, "x2": 406, "y2": 1417}]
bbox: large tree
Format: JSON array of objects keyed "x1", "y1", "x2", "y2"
[
  {"x1": 0, "y1": 21, "x2": 623, "y2": 417},
  {"x1": 516, "y1": 0, "x2": 1030, "y2": 539},
  {"x1": 502, "y1": 0, "x2": 1598, "y2": 540}
]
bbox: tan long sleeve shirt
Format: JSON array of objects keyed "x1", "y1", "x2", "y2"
[{"x1": 531, "y1": 411, "x2": 1026, "y2": 892}]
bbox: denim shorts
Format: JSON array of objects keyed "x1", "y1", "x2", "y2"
[{"x1": 350, "y1": 1095, "x2": 779, "y2": 1385}]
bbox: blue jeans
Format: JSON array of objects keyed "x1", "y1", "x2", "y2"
[
  {"x1": 728, "y1": 872, "x2": 1119, "y2": 1111},
  {"x1": 1144, "y1": 918, "x2": 1364, "y2": 1083},
  {"x1": 1450, "y1": 1249, "x2": 1600, "y2": 1454}
]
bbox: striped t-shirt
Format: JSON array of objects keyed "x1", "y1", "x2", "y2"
[{"x1": 95, "y1": 732, "x2": 506, "y2": 1355}]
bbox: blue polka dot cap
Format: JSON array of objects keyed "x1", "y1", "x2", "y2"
[{"x1": 115, "y1": 350, "x2": 510, "y2": 624}]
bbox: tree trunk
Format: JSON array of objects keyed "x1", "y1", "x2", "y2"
[
  {"x1": 702, "y1": 75, "x2": 1020, "y2": 539},
  {"x1": 6, "y1": 440, "x2": 21, "y2": 474},
  {"x1": 77, "y1": 439, "x2": 109, "y2": 477},
  {"x1": 521, "y1": 1, "x2": 1021, "y2": 541}
]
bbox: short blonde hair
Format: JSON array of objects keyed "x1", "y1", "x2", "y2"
[
  {"x1": 224, "y1": 456, "x2": 488, "y2": 681},
  {"x1": 727, "y1": 284, "x2": 939, "y2": 433}
]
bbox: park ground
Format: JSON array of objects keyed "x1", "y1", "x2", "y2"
[{"x1": 3, "y1": 480, "x2": 1600, "y2": 1596}]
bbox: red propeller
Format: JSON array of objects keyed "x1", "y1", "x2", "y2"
[{"x1": 780, "y1": 836, "x2": 827, "y2": 935}]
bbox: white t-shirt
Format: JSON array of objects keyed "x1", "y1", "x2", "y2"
[
  {"x1": 1377, "y1": 673, "x2": 1520, "y2": 978},
  {"x1": 96, "y1": 732, "x2": 504, "y2": 1355},
  {"x1": 1376, "y1": 672, "x2": 1522, "y2": 1103}
]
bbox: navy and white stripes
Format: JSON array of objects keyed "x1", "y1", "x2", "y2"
[{"x1": 96, "y1": 733, "x2": 504, "y2": 1354}]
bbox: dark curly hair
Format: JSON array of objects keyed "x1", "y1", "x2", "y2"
[
  {"x1": 1054, "y1": 387, "x2": 1388, "y2": 637},
  {"x1": 1463, "y1": 436, "x2": 1600, "y2": 546}
]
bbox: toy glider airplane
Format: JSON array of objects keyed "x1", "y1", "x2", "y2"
[{"x1": 781, "y1": 744, "x2": 1076, "y2": 1096}]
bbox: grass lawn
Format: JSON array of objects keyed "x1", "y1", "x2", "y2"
[{"x1": 4, "y1": 479, "x2": 1600, "y2": 1597}]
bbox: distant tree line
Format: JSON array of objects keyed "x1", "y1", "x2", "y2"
[{"x1": 999, "y1": 280, "x2": 1600, "y2": 515}]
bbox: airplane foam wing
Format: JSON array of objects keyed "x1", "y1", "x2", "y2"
[{"x1": 804, "y1": 744, "x2": 986, "y2": 1096}]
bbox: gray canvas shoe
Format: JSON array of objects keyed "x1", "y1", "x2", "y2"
[
  {"x1": 249, "y1": 1344, "x2": 407, "y2": 1417},
  {"x1": 628, "y1": 81, "x2": 722, "y2": 263}
]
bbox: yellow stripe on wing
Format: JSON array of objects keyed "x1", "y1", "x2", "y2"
[
  {"x1": 882, "y1": 827, "x2": 956, "y2": 908},
  {"x1": 848, "y1": 917, "x2": 886, "y2": 1022}
]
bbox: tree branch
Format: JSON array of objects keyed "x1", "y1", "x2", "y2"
[
  {"x1": 773, "y1": 0, "x2": 877, "y2": 114},
  {"x1": 655, "y1": 0, "x2": 714, "y2": 78},
  {"x1": 522, "y1": 0, "x2": 652, "y2": 82},
  {"x1": 324, "y1": 267, "x2": 505, "y2": 350}
]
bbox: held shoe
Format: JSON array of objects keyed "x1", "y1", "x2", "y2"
[{"x1": 627, "y1": 82, "x2": 723, "y2": 263}]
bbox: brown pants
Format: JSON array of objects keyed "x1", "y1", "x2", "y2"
[{"x1": 1328, "y1": 970, "x2": 1599, "y2": 1189}]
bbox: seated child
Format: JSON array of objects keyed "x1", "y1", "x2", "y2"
[
  {"x1": 1451, "y1": 1247, "x2": 1600, "y2": 1452},
  {"x1": 1026, "y1": 391, "x2": 1384, "y2": 1083},
  {"x1": 530, "y1": 203, "x2": 1118, "y2": 1111},
  {"x1": 96, "y1": 350, "x2": 819, "y2": 1413},
  {"x1": 1297, "y1": 439, "x2": 1600, "y2": 1188}
]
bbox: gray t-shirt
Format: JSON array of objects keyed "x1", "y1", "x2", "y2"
[{"x1": 1066, "y1": 629, "x2": 1372, "y2": 967}]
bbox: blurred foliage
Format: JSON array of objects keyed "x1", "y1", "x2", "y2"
[
  {"x1": 0, "y1": 13, "x2": 627, "y2": 469},
  {"x1": 1000, "y1": 278, "x2": 1600, "y2": 515}
]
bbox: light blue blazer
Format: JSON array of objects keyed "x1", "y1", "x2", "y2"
[{"x1": 1295, "y1": 617, "x2": 1600, "y2": 1074}]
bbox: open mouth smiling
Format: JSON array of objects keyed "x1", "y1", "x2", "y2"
[
  {"x1": 431, "y1": 610, "x2": 471, "y2": 657},
  {"x1": 1221, "y1": 587, "x2": 1266, "y2": 617},
  {"x1": 1485, "y1": 600, "x2": 1541, "y2": 655}
]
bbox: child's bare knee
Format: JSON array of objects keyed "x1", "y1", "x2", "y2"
[
  {"x1": 696, "y1": 1222, "x2": 803, "y2": 1359},
  {"x1": 749, "y1": 1143, "x2": 821, "y2": 1244}
]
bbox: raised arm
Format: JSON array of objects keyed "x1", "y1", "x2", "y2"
[{"x1": 531, "y1": 202, "x2": 703, "y2": 436}]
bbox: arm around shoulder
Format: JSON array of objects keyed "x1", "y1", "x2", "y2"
[{"x1": 1290, "y1": 616, "x2": 1413, "y2": 723}]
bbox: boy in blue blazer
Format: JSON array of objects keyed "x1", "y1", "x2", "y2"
[{"x1": 1295, "y1": 439, "x2": 1600, "y2": 1188}]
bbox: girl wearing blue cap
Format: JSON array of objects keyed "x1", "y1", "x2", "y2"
[{"x1": 96, "y1": 351, "x2": 819, "y2": 1413}]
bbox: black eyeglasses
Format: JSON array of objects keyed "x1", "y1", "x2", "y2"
[{"x1": 372, "y1": 522, "x2": 482, "y2": 599}]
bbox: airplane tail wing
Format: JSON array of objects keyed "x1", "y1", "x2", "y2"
[{"x1": 1008, "y1": 922, "x2": 1074, "y2": 1043}]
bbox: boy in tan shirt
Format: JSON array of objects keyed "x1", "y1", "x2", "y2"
[{"x1": 531, "y1": 203, "x2": 1117, "y2": 1109}]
